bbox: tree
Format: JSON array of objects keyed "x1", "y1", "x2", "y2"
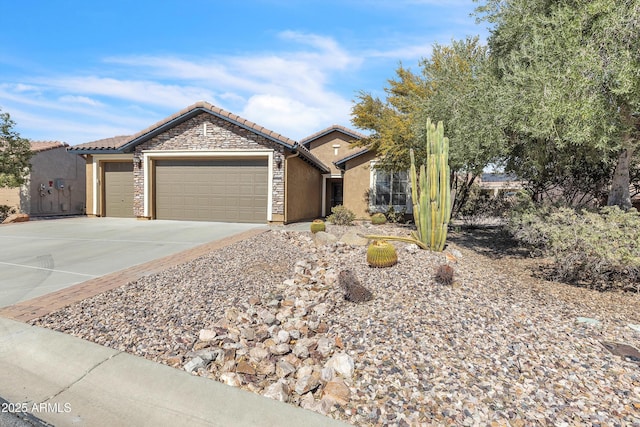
[
  {"x1": 477, "y1": 0, "x2": 640, "y2": 209},
  {"x1": 0, "y1": 108, "x2": 32, "y2": 188},
  {"x1": 351, "y1": 37, "x2": 505, "y2": 215}
]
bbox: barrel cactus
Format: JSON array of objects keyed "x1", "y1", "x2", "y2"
[
  {"x1": 370, "y1": 212, "x2": 387, "y2": 225},
  {"x1": 310, "y1": 219, "x2": 326, "y2": 233},
  {"x1": 366, "y1": 240, "x2": 398, "y2": 268}
]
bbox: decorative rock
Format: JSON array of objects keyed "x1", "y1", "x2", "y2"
[
  {"x1": 276, "y1": 360, "x2": 296, "y2": 378},
  {"x1": 628, "y1": 324, "x2": 640, "y2": 332},
  {"x1": 249, "y1": 346, "x2": 269, "y2": 361},
  {"x1": 292, "y1": 343, "x2": 310, "y2": 359},
  {"x1": 294, "y1": 372, "x2": 321, "y2": 395},
  {"x1": 314, "y1": 231, "x2": 338, "y2": 246},
  {"x1": 184, "y1": 356, "x2": 205, "y2": 373},
  {"x1": 236, "y1": 360, "x2": 256, "y2": 375},
  {"x1": 276, "y1": 329, "x2": 290, "y2": 344},
  {"x1": 316, "y1": 337, "x2": 333, "y2": 357},
  {"x1": 339, "y1": 231, "x2": 369, "y2": 246},
  {"x1": 256, "y1": 360, "x2": 276, "y2": 376},
  {"x1": 576, "y1": 317, "x2": 601, "y2": 325},
  {"x1": 219, "y1": 372, "x2": 242, "y2": 387},
  {"x1": 269, "y1": 343, "x2": 291, "y2": 356},
  {"x1": 322, "y1": 379, "x2": 351, "y2": 405},
  {"x1": 263, "y1": 380, "x2": 290, "y2": 402},
  {"x1": 2, "y1": 213, "x2": 29, "y2": 224},
  {"x1": 198, "y1": 329, "x2": 217, "y2": 342},
  {"x1": 325, "y1": 353, "x2": 354, "y2": 379},
  {"x1": 257, "y1": 309, "x2": 277, "y2": 325}
]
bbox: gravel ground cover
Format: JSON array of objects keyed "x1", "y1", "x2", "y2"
[{"x1": 32, "y1": 223, "x2": 640, "y2": 426}]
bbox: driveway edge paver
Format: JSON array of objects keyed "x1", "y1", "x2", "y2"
[{"x1": 0, "y1": 227, "x2": 268, "y2": 322}]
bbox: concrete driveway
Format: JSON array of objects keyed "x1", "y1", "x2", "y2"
[{"x1": 0, "y1": 217, "x2": 265, "y2": 308}]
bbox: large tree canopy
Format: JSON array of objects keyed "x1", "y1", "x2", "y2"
[
  {"x1": 477, "y1": 0, "x2": 640, "y2": 208},
  {"x1": 351, "y1": 37, "x2": 505, "y2": 214},
  {"x1": 0, "y1": 108, "x2": 32, "y2": 188}
]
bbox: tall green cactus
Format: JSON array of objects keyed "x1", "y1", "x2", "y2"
[
  {"x1": 361, "y1": 118, "x2": 452, "y2": 251},
  {"x1": 410, "y1": 118, "x2": 451, "y2": 251}
]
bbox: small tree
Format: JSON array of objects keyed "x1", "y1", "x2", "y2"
[{"x1": 0, "y1": 108, "x2": 32, "y2": 187}]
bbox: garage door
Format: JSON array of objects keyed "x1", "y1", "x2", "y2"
[
  {"x1": 155, "y1": 159, "x2": 268, "y2": 222},
  {"x1": 104, "y1": 162, "x2": 134, "y2": 217}
]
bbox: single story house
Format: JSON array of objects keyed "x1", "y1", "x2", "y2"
[
  {"x1": 301, "y1": 126, "x2": 410, "y2": 219},
  {"x1": 0, "y1": 141, "x2": 86, "y2": 217},
  {"x1": 68, "y1": 101, "x2": 329, "y2": 224}
]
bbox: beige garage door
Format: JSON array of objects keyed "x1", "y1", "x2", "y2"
[
  {"x1": 155, "y1": 159, "x2": 268, "y2": 222},
  {"x1": 104, "y1": 162, "x2": 134, "y2": 218}
]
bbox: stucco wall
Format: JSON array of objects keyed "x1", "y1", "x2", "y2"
[
  {"x1": 285, "y1": 155, "x2": 323, "y2": 223},
  {"x1": 26, "y1": 147, "x2": 86, "y2": 216},
  {"x1": 306, "y1": 132, "x2": 363, "y2": 176},
  {"x1": 0, "y1": 148, "x2": 86, "y2": 216},
  {"x1": 342, "y1": 151, "x2": 377, "y2": 219},
  {"x1": 132, "y1": 113, "x2": 287, "y2": 219},
  {"x1": 0, "y1": 188, "x2": 20, "y2": 212}
]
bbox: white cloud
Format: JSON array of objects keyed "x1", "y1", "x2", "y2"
[{"x1": 58, "y1": 95, "x2": 103, "y2": 107}]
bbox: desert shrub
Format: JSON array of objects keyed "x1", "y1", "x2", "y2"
[
  {"x1": 0, "y1": 205, "x2": 16, "y2": 222},
  {"x1": 384, "y1": 205, "x2": 407, "y2": 224},
  {"x1": 327, "y1": 205, "x2": 356, "y2": 226},
  {"x1": 456, "y1": 185, "x2": 514, "y2": 227},
  {"x1": 508, "y1": 205, "x2": 640, "y2": 291}
]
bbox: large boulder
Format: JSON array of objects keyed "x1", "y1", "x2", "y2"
[{"x1": 2, "y1": 213, "x2": 29, "y2": 224}]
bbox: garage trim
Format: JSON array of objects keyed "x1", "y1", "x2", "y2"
[
  {"x1": 141, "y1": 150, "x2": 274, "y2": 221},
  {"x1": 91, "y1": 154, "x2": 133, "y2": 216}
]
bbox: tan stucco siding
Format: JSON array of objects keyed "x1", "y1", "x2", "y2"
[
  {"x1": 0, "y1": 188, "x2": 20, "y2": 211},
  {"x1": 285, "y1": 155, "x2": 322, "y2": 223},
  {"x1": 342, "y1": 151, "x2": 377, "y2": 219},
  {"x1": 306, "y1": 132, "x2": 363, "y2": 175}
]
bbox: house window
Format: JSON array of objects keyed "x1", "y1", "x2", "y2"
[{"x1": 371, "y1": 169, "x2": 411, "y2": 211}]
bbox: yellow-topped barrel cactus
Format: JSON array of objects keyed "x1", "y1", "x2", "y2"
[
  {"x1": 310, "y1": 219, "x2": 326, "y2": 233},
  {"x1": 366, "y1": 240, "x2": 398, "y2": 268}
]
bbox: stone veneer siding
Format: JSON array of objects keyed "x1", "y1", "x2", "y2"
[{"x1": 132, "y1": 113, "x2": 286, "y2": 218}]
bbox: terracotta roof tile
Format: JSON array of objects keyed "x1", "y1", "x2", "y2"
[
  {"x1": 30, "y1": 141, "x2": 69, "y2": 153},
  {"x1": 68, "y1": 135, "x2": 132, "y2": 151},
  {"x1": 300, "y1": 125, "x2": 368, "y2": 145}
]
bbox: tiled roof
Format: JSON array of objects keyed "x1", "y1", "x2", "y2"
[
  {"x1": 30, "y1": 141, "x2": 69, "y2": 153},
  {"x1": 300, "y1": 125, "x2": 367, "y2": 147},
  {"x1": 69, "y1": 135, "x2": 131, "y2": 151},
  {"x1": 68, "y1": 101, "x2": 298, "y2": 152},
  {"x1": 333, "y1": 148, "x2": 372, "y2": 169},
  {"x1": 67, "y1": 101, "x2": 330, "y2": 173}
]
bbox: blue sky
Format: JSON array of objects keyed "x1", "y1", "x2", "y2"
[{"x1": 0, "y1": 0, "x2": 487, "y2": 145}]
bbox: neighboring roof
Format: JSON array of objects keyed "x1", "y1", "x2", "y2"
[
  {"x1": 333, "y1": 148, "x2": 372, "y2": 170},
  {"x1": 70, "y1": 135, "x2": 131, "y2": 151},
  {"x1": 30, "y1": 141, "x2": 68, "y2": 153},
  {"x1": 480, "y1": 173, "x2": 520, "y2": 182},
  {"x1": 68, "y1": 101, "x2": 329, "y2": 173},
  {"x1": 300, "y1": 125, "x2": 367, "y2": 148}
]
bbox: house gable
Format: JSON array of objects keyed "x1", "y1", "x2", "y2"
[{"x1": 301, "y1": 126, "x2": 367, "y2": 176}]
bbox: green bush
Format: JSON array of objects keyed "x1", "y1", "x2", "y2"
[
  {"x1": 508, "y1": 205, "x2": 640, "y2": 291},
  {"x1": 456, "y1": 185, "x2": 514, "y2": 227},
  {"x1": 327, "y1": 205, "x2": 356, "y2": 226},
  {"x1": 0, "y1": 205, "x2": 16, "y2": 222}
]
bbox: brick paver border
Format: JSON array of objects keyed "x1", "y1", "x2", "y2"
[{"x1": 0, "y1": 227, "x2": 268, "y2": 323}]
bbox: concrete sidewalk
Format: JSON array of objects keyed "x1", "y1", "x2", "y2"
[{"x1": 0, "y1": 317, "x2": 347, "y2": 427}]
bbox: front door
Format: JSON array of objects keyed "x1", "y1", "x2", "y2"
[{"x1": 331, "y1": 181, "x2": 343, "y2": 207}]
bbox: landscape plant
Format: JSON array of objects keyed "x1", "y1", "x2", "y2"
[
  {"x1": 327, "y1": 205, "x2": 356, "y2": 226},
  {"x1": 363, "y1": 119, "x2": 451, "y2": 251},
  {"x1": 508, "y1": 205, "x2": 640, "y2": 291}
]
